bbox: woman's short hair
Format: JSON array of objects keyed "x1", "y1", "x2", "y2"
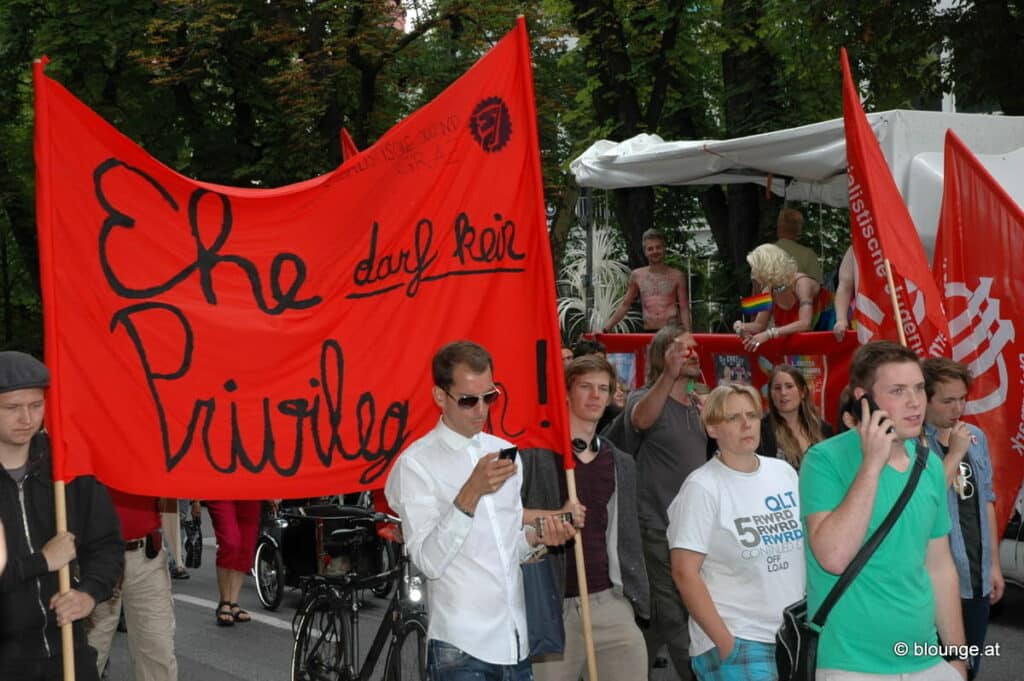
[
  {"x1": 746, "y1": 243, "x2": 798, "y2": 288},
  {"x1": 702, "y1": 384, "x2": 762, "y2": 427}
]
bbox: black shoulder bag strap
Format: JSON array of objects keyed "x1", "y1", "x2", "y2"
[{"x1": 810, "y1": 440, "x2": 930, "y2": 628}]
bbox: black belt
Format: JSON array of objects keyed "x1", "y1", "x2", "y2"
[{"x1": 125, "y1": 538, "x2": 146, "y2": 551}]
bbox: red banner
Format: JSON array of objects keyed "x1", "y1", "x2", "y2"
[
  {"x1": 840, "y1": 48, "x2": 950, "y2": 357},
  {"x1": 33, "y1": 19, "x2": 572, "y2": 498},
  {"x1": 596, "y1": 332, "x2": 857, "y2": 429},
  {"x1": 934, "y1": 130, "x2": 1024, "y2": 531}
]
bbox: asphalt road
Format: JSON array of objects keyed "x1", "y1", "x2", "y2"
[
  {"x1": 99, "y1": 521, "x2": 1024, "y2": 681},
  {"x1": 103, "y1": 522, "x2": 396, "y2": 681}
]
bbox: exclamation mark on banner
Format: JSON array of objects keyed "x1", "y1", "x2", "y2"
[{"x1": 536, "y1": 340, "x2": 550, "y2": 427}]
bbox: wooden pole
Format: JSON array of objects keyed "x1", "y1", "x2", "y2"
[
  {"x1": 54, "y1": 480, "x2": 76, "y2": 681},
  {"x1": 882, "y1": 259, "x2": 907, "y2": 347},
  {"x1": 565, "y1": 469, "x2": 599, "y2": 681}
]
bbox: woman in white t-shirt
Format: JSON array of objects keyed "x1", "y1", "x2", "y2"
[{"x1": 668, "y1": 384, "x2": 805, "y2": 680}]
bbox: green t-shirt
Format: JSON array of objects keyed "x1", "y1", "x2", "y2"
[{"x1": 800, "y1": 430, "x2": 950, "y2": 673}]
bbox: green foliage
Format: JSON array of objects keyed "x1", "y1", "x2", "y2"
[
  {"x1": 942, "y1": 1, "x2": 1024, "y2": 114},
  {"x1": 0, "y1": 0, "x2": 1012, "y2": 349}
]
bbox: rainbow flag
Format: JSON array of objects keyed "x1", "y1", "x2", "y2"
[{"x1": 741, "y1": 293, "x2": 772, "y2": 314}]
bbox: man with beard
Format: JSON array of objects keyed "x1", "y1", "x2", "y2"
[{"x1": 622, "y1": 325, "x2": 706, "y2": 678}]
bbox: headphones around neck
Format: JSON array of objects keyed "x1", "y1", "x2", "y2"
[{"x1": 571, "y1": 435, "x2": 600, "y2": 454}]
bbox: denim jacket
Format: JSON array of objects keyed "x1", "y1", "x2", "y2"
[{"x1": 923, "y1": 422, "x2": 996, "y2": 598}]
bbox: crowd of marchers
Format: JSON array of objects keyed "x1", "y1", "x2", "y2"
[{"x1": 0, "y1": 211, "x2": 1000, "y2": 681}]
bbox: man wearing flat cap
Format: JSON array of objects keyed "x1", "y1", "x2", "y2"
[{"x1": 0, "y1": 351, "x2": 123, "y2": 681}]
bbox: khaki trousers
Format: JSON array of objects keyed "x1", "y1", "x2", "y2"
[
  {"x1": 161, "y1": 510, "x2": 183, "y2": 568},
  {"x1": 88, "y1": 546, "x2": 178, "y2": 681},
  {"x1": 533, "y1": 588, "x2": 648, "y2": 681}
]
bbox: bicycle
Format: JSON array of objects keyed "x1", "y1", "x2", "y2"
[{"x1": 290, "y1": 513, "x2": 428, "y2": 681}]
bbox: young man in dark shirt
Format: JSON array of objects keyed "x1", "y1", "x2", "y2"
[
  {"x1": 0, "y1": 351, "x2": 123, "y2": 681},
  {"x1": 522, "y1": 354, "x2": 649, "y2": 681},
  {"x1": 923, "y1": 358, "x2": 1004, "y2": 679}
]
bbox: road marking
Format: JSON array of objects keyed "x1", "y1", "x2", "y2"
[
  {"x1": 172, "y1": 593, "x2": 294, "y2": 631},
  {"x1": 172, "y1": 592, "x2": 389, "y2": 631}
]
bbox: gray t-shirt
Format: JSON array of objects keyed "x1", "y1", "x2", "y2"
[
  {"x1": 625, "y1": 386, "x2": 708, "y2": 531},
  {"x1": 4, "y1": 464, "x2": 28, "y2": 484}
]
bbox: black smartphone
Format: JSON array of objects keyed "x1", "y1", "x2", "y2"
[
  {"x1": 498, "y1": 446, "x2": 518, "y2": 462},
  {"x1": 843, "y1": 394, "x2": 894, "y2": 433},
  {"x1": 534, "y1": 512, "x2": 573, "y2": 538}
]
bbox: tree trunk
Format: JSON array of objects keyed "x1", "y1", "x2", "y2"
[{"x1": 612, "y1": 186, "x2": 657, "y2": 269}]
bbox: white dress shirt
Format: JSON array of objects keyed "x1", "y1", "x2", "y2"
[{"x1": 385, "y1": 418, "x2": 535, "y2": 664}]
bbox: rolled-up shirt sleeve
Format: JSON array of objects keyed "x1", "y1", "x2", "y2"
[{"x1": 386, "y1": 456, "x2": 473, "y2": 580}]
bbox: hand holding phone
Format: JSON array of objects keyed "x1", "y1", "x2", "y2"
[
  {"x1": 855, "y1": 394, "x2": 897, "y2": 469},
  {"x1": 498, "y1": 446, "x2": 518, "y2": 462},
  {"x1": 534, "y1": 512, "x2": 574, "y2": 538},
  {"x1": 842, "y1": 394, "x2": 895, "y2": 434}
]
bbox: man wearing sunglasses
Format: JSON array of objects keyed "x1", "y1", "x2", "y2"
[
  {"x1": 386, "y1": 340, "x2": 575, "y2": 681},
  {"x1": 923, "y1": 358, "x2": 1003, "y2": 680}
]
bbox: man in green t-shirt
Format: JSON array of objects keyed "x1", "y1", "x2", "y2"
[{"x1": 800, "y1": 341, "x2": 968, "y2": 680}]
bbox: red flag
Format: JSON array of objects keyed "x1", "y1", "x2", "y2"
[
  {"x1": 33, "y1": 18, "x2": 573, "y2": 497},
  {"x1": 934, "y1": 130, "x2": 1024, "y2": 532},
  {"x1": 340, "y1": 127, "x2": 360, "y2": 161},
  {"x1": 840, "y1": 48, "x2": 950, "y2": 356}
]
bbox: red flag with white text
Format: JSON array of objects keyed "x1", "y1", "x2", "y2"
[
  {"x1": 934, "y1": 130, "x2": 1024, "y2": 532},
  {"x1": 34, "y1": 19, "x2": 573, "y2": 497},
  {"x1": 841, "y1": 48, "x2": 950, "y2": 356}
]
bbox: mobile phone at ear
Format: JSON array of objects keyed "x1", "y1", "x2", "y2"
[
  {"x1": 844, "y1": 394, "x2": 893, "y2": 433},
  {"x1": 843, "y1": 393, "x2": 879, "y2": 420},
  {"x1": 499, "y1": 446, "x2": 518, "y2": 461}
]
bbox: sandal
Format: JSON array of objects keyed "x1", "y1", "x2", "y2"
[
  {"x1": 230, "y1": 602, "x2": 251, "y2": 623},
  {"x1": 216, "y1": 600, "x2": 234, "y2": 627}
]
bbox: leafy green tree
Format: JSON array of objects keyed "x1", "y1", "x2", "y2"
[
  {"x1": 0, "y1": 1, "x2": 580, "y2": 349},
  {"x1": 942, "y1": 0, "x2": 1024, "y2": 114},
  {"x1": 560, "y1": 0, "x2": 947, "y2": 313}
]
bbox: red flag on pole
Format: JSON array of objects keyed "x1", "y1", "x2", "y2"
[
  {"x1": 840, "y1": 48, "x2": 950, "y2": 356},
  {"x1": 340, "y1": 128, "x2": 360, "y2": 161},
  {"x1": 934, "y1": 129, "x2": 1024, "y2": 532},
  {"x1": 33, "y1": 18, "x2": 573, "y2": 498}
]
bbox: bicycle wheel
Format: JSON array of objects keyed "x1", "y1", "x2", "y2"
[
  {"x1": 291, "y1": 597, "x2": 345, "y2": 681},
  {"x1": 254, "y1": 540, "x2": 284, "y2": 610},
  {"x1": 385, "y1": 616, "x2": 427, "y2": 681},
  {"x1": 371, "y1": 541, "x2": 398, "y2": 599}
]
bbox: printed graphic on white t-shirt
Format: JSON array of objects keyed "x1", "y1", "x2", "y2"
[{"x1": 667, "y1": 456, "x2": 806, "y2": 656}]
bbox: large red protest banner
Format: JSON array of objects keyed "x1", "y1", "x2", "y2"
[
  {"x1": 34, "y1": 19, "x2": 572, "y2": 498},
  {"x1": 934, "y1": 130, "x2": 1024, "y2": 531},
  {"x1": 840, "y1": 48, "x2": 949, "y2": 356}
]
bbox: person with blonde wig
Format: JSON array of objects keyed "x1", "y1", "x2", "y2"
[
  {"x1": 734, "y1": 243, "x2": 833, "y2": 353},
  {"x1": 668, "y1": 384, "x2": 804, "y2": 680}
]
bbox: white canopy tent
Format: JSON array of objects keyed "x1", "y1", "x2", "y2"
[{"x1": 570, "y1": 109, "x2": 1024, "y2": 254}]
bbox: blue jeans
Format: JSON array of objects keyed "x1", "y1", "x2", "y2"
[{"x1": 427, "y1": 640, "x2": 533, "y2": 681}]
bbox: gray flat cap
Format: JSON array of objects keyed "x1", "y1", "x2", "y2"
[{"x1": 0, "y1": 351, "x2": 50, "y2": 394}]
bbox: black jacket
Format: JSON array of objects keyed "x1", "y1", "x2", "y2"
[{"x1": 0, "y1": 433, "x2": 124, "y2": 660}]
